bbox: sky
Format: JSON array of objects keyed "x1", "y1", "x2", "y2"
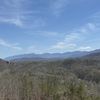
[{"x1": 0, "y1": 0, "x2": 100, "y2": 58}]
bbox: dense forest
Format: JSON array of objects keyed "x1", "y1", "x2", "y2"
[{"x1": 0, "y1": 57, "x2": 100, "y2": 100}]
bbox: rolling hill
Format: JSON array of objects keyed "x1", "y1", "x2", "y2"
[{"x1": 5, "y1": 51, "x2": 89, "y2": 61}]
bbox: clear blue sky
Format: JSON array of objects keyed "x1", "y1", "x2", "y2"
[{"x1": 0, "y1": 0, "x2": 100, "y2": 58}]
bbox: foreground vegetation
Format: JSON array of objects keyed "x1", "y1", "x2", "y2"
[{"x1": 0, "y1": 58, "x2": 100, "y2": 100}]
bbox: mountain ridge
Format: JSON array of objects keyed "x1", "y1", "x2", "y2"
[
  {"x1": 5, "y1": 51, "x2": 90, "y2": 61},
  {"x1": 5, "y1": 49, "x2": 100, "y2": 62}
]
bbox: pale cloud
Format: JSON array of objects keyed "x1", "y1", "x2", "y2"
[
  {"x1": 49, "y1": 16, "x2": 100, "y2": 52},
  {"x1": 33, "y1": 31, "x2": 59, "y2": 36},
  {"x1": 50, "y1": 33, "x2": 79, "y2": 51},
  {"x1": 50, "y1": 0, "x2": 69, "y2": 16},
  {"x1": 40, "y1": 31, "x2": 59, "y2": 36},
  {"x1": 24, "y1": 13, "x2": 100, "y2": 53},
  {"x1": 87, "y1": 23, "x2": 96, "y2": 31},
  {"x1": 77, "y1": 46, "x2": 93, "y2": 51},
  {"x1": 25, "y1": 45, "x2": 44, "y2": 54},
  {"x1": 78, "y1": 23, "x2": 97, "y2": 34},
  {"x1": 26, "y1": 46, "x2": 35, "y2": 53},
  {"x1": 51, "y1": 42, "x2": 76, "y2": 50},
  {"x1": 65, "y1": 33, "x2": 80, "y2": 43},
  {"x1": 0, "y1": 38, "x2": 22, "y2": 51},
  {"x1": 24, "y1": 31, "x2": 61, "y2": 37},
  {"x1": 0, "y1": 0, "x2": 45, "y2": 28},
  {"x1": 90, "y1": 12, "x2": 100, "y2": 20},
  {"x1": 30, "y1": 18, "x2": 46, "y2": 28},
  {"x1": 0, "y1": 0, "x2": 24, "y2": 27},
  {"x1": 50, "y1": 0, "x2": 86, "y2": 16},
  {"x1": 0, "y1": 17, "x2": 23, "y2": 27}
]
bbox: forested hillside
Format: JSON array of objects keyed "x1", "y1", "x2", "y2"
[{"x1": 0, "y1": 57, "x2": 100, "y2": 100}]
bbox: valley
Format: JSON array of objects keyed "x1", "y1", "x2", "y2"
[{"x1": 0, "y1": 50, "x2": 100, "y2": 100}]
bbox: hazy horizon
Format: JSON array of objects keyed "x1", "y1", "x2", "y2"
[{"x1": 0, "y1": 0, "x2": 100, "y2": 58}]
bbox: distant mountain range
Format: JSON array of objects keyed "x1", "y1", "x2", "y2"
[
  {"x1": 83, "y1": 49, "x2": 100, "y2": 59},
  {"x1": 5, "y1": 49, "x2": 100, "y2": 62}
]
